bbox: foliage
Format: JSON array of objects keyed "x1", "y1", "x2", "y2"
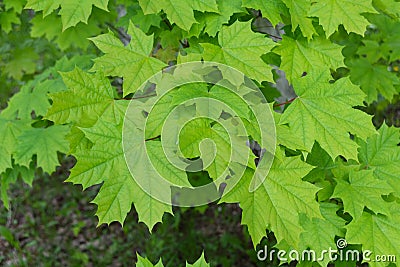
[{"x1": 1, "y1": 0, "x2": 400, "y2": 266}]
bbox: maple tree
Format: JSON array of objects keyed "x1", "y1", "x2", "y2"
[{"x1": 1, "y1": 0, "x2": 400, "y2": 266}]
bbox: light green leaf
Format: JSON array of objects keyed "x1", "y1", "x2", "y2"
[
  {"x1": 138, "y1": 0, "x2": 218, "y2": 31},
  {"x1": 221, "y1": 149, "x2": 320, "y2": 247},
  {"x1": 298, "y1": 211, "x2": 343, "y2": 266},
  {"x1": 280, "y1": 70, "x2": 376, "y2": 160},
  {"x1": 90, "y1": 22, "x2": 166, "y2": 96},
  {"x1": 202, "y1": 21, "x2": 275, "y2": 83},
  {"x1": 25, "y1": 0, "x2": 109, "y2": 30},
  {"x1": 282, "y1": 0, "x2": 316, "y2": 39},
  {"x1": 136, "y1": 254, "x2": 164, "y2": 267},
  {"x1": 242, "y1": 0, "x2": 288, "y2": 26},
  {"x1": 15, "y1": 125, "x2": 70, "y2": 174},
  {"x1": 92, "y1": 174, "x2": 135, "y2": 225},
  {"x1": 186, "y1": 252, "x2": 210, "y2": 267},
  {"x1": 333, "y1": 170, "x2": 393, "y2": 220},
  {"x1": 199, "y1": 0, "x2": 244, "y2": 37},
  {"x1": 357, "y1": 124, "x2": 400, "y2": 197},
  {"x1": 347, "y1": 58, "x2": 400, "y2": 103},
  {"x1": 4, "y1": 0, "x2": 26, "y2": 13},
  {"x1": 67, "y1": 102, "x2": 171, "y2": 229},
  {"x1": 274, "y1": 35, "x2": 344, "y2": 83},
  {"x1": 0, "y1": 117, "x2": 30, "y2": 174},
  {"x1": 309, "y1": 0, "x2": 376, "y2": 36},
  {"x1": 0, "y1": 165, "x2": 35, "y2": 209},
  {"x1": 346, "y1": 210, "x2": 400, "y2": 267},
  {"x1": 46, "y1": 68, "x2": 116, "y2": 127}
]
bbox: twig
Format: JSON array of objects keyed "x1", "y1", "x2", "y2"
[{"x1": 273, "y1": 97, "x2": 297, "y2": 107}]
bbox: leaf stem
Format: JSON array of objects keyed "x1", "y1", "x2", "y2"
[{"x1": 273, "y1": 97, "x2": 298, "y2": 107}]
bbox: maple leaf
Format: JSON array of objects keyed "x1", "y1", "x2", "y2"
[
  {"x1": 3, "y1": 0, "x2": 26, "y2": 13},
  {"x1": 135, "y1": 252, "x2": 210, "y2": 267},
  {"x1": 186, "y1": 252, "x2": 210, "y2": 267},
  {"x1": 298, "y1": 205, "x2": 346, "y2": 266},
  {"x1": 280, "y1": 70, "x2": 376, "y2": 160},
  {"x1": 25, "y1": 0, "x2": 109, "y2": 30},
  {"x1": 0, "y1": 117, "x2": 30, "y2": 174},
  {"x1": 333, "y1": 170, "x2": 392, "y2": 220},
  {"x1": 373, "y1": 0, "x2": 400, "y2": 18},
  {"x1": 309, "y1": 0, "x2": 377, "y2": 36},
  {"x1": 30, "y1": 12, "x2": 103, "y2": 51},
  {"x1": 221, "y1": 149, "x2": 320, "y2": 247},
  {"x1": 3, "y1": 47, "x2": 38, "y2": 79},
  {"x1": 357, "y1": 124, "x2": 400, "y2": 197},
  {"x1": 14, "y1": 125, "x2": 70, "y2": 174},
  {"x1": 281, "y1": 0, "x2": 316, "y2": 39},
  {"x1": 138, "y1": 0, "x2": 218, "y2": 31},
  {"x1": 346, "y1": 209, "x2": 400, "y2": 267},
  {"x1": 2, "y1": 55, "x2": 94, "y2": 120},
  {"x1": 242, "y1": 0, "x2": 288, "y2": 26},
  {"x1": 90, "y1": 21, "x2": 166, "y2": 96},
  {"x1": 201, "y1": 21, "x2": 275, "y2": 83},
  {"x1": 64, "y1": 96, "x2": 172, "y2": 228},
  {"x1": 274, "y1": 35, "x2": 344, "y2": 83},
  {"x1": 198, "y1": 0, "x2": 244, "y2": 37},
  {"x1": 46, "y1": 67, "x2": 116, "y2": 127},
  {"x1": 0, "y1": 9, "x2": 20, "y2": 33},
  {"x1": 347, "y1": 58, "x2": 400, "y2": 102}
]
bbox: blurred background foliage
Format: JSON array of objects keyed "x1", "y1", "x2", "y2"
[{"x1": 0, "y1": 0, "x2": 399, "y2": 266}]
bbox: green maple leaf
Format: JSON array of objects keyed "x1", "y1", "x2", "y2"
[
  {"x1": 221, "y1": 149, "x2": 320, "y2": 247},
  {"x1": 136, "y1": 254, "x2": 164, "y2": 267},
  {"x1": 274, "y1": 35, "x2": 344, "y2": 83},
  {"x1": 281, "y1": 0, "x2": 316, "y2": 39},
  {"x1": 186, "y1": 252, "x2": 210, "y2": 267},
  {"x1": 309, "y1": 0, "x2": 377, "y2": 36},
  {"x1": 0, "y1": 9, "x2": 20, "y2": 33},
  {"x1": 117, "y1": 3, "x2": 162, "y2": 33},
  {"x1": 333, "y1": 170, "x2": 392, "y2": 220},
  {"x1": 14, "y1": 125, "x2": 70, "y2": 174},
  {"x1": 177, "y1": 117, "x2": 241, "y2": 180},
  {"x1": 357, "y1": 124, "x2": 400, "y2": 197},
  {"x1": 298, "y1": 209, "x2": 345, "y2": 266},
  {"x1": 280, "y1": 70, "x2": 376, "y2": 160},
  {"x1": 373, "y1": 0, "x2": 400, "y2": 18},
  {"x1": 346, "y1": 210, "x2": 400, "y2": 267},
  {"x1": 1, "y1": 165, "x2": 35, "y2": 209},
  {"x1": 65, "y1": 96, "x2": 171, "y2": 228},
  {"x1": 25, "y1": 0, "x2": 109, "y2": 30},
  {"x1": 274, "y1": 111, "x2": 309, "y2": 152},
  {"x1": 201, "y1": 21, "x2": 275, "y2": 83},
  {"x1": 347, "y1": 58, "x2": 400, "y2": 102},
  {"x1": 198, "y1": 0, "x2": 244, "y2": 37},
  {"x1": 46, "y1": 68, "x2": 116, "y2": 127},
  {"x1": 90, "y1": 21, "x2": 166, "y2": 96},
  {"x1": 135, "y1": 252, "x2": 209, "y2": 267},
  {"x1": 2, "y1": 55, "x2": 94, "y2": 120},
  {"x1": 242, "y1": 0, "x2": 288, "y2": 26},
  {"x1": 0, "y1": 117, "x2": 30, "y2": 174},
  {"x1": 3, "y1": 47, "x2": 38, "y2": 79},
  {"x1": 30, "y1": 12, "x2": 102, "y2": 50},
  {"x1": 3, "y1": 0, "x2": 26, "y2": 13},
  {"x1": 303, "y1": 142, "x2": 336, "y2": 184},
  {"x1": 91, "y1": 174, "x2": 136, "y2": 226},
  {"x1": 138, "y1": 0, "x2": 218, "y2": 31}
]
